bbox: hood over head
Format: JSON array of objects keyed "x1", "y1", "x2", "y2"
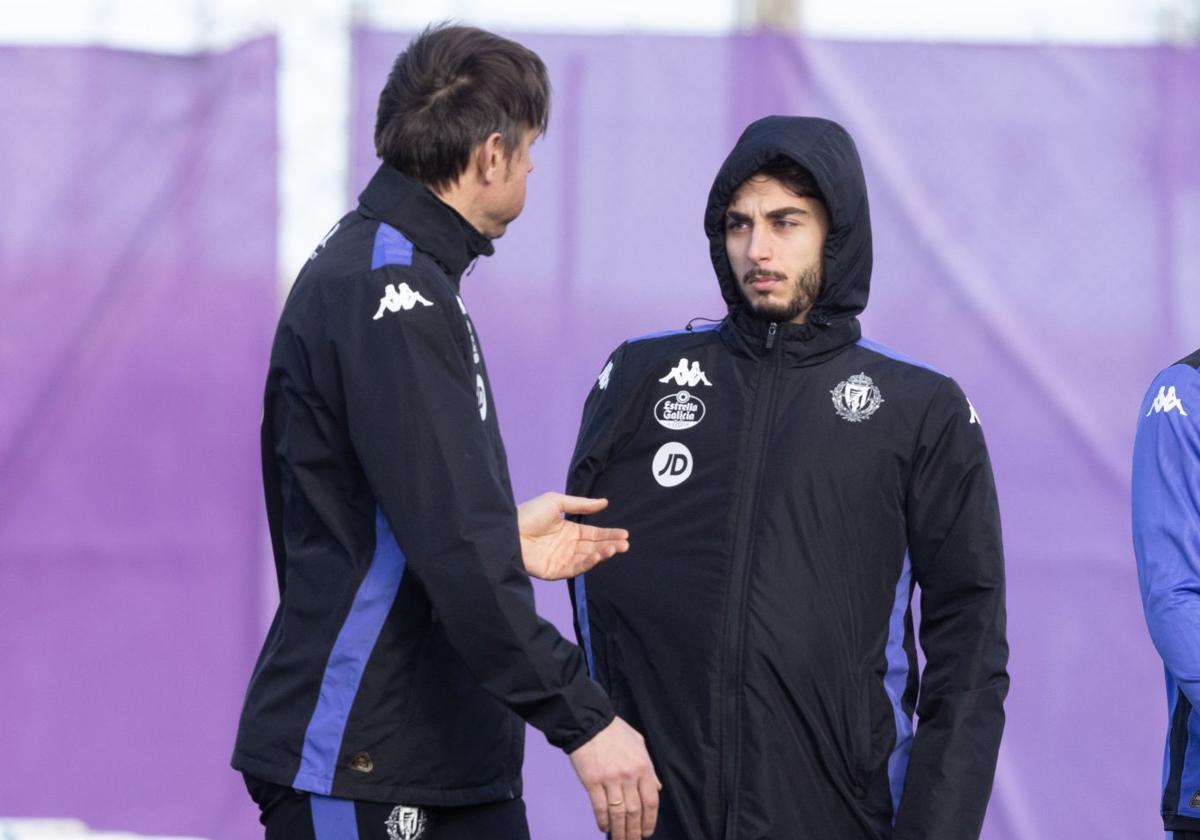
[{"x1": 704, "y1": 116, "x2": 872, "y2": 325}]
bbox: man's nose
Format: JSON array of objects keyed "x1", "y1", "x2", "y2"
[{"x1": 747, "y1": 227, "x2": 771, "y2": 262}]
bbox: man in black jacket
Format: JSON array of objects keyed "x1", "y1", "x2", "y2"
[
  {"x1": 568, "y1": 116, "x2": 1009, "y2": 839},
  {"x1": 233, "y1": 25, "x2": 659, "y2": 840}
]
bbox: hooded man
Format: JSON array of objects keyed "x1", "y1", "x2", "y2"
[{"x1": 566, "y1": 116, "x2": 1009, "y2": 839}]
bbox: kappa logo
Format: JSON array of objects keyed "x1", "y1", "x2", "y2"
[
  {"x1": 476, "y1": 374, "x2": 488, "y2": 421},
  {"x1": 374, "y1": 283, "x2": 433, "y2": 319},
  {"x1": 831, "y1": 373, "x2": 884, "y2": 422},
  {"x1": 655, "y1": 390, "x2": 706, "y2": 431},
  {"x1": 659, "y1": 358, "x2": 712, "y2": 387},
  {"x1": 1147, "y1": 385, "x2": 1188, "y2": 417},
  {"x1": 598, "y1": 360, "x2": 614, "y2": 391},
  {"x1": 385, "y1": 806, "x2": 428, "y2": 840},
  {"x1": 967, "y1": 398, "x2": 980, "y2": 425},
  {"x1": 652, "y1": 442, "x2": 693, "y2": 487}
]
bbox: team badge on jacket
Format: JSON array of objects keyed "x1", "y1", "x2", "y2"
[
  {"x1": 831, "y1": 373, "x2": 884, "y2": 422},
  {"x1": 385, "y1": 806, "x2": 428, "y2": 840}
]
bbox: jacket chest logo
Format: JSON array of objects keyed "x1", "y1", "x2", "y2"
[
  {"x1": 652, "y1": 442, "x2": 693, "y2": 487},
  {"x1": 655, "y1": 390, "x2": 706, "y2": 430},
  {"x1": 373, "y1": 282, "x2": 433, "y2": 319},
  {"x1": 659, "y1": 358, "x2": 712, "y2": 387},
  {"x1": 831, "y1": 373, "x2": 884, "y2": 422}
]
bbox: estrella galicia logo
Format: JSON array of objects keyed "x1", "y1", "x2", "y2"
[
  {"x1": 654, "y1": 390, "x2": 706, "y2": 431},
  {"x1": 652, "y1": 442, "x2": 693, "y2": 487}
]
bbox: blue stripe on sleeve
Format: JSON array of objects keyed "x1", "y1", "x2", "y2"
[
  {"x1": 856, "y1": 337, "x2": 943, "y2": 375},
  {"x1": 627, "y1": 323, "x2": 720, "y2": 344}
]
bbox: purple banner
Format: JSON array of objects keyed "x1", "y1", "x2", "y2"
[
  {"x1": 355, "y1": 32, "x2": 1200, "y2": 840},
  {"x1": 0, "y1": 39, "x2": 277, "y2": 839},
  {"x1": 2, "y1": 29, "x2": 1197, "y2": 840}
]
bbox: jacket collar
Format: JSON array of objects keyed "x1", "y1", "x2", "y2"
[
  {"x1": 358, "y1": 164, "x2": 495, "y2": 278},
  {"x1": 720, "y1": 308, "x2": 861, "y2": 367}
]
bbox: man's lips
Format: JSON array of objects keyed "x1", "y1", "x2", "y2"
[{"x1": 746, "y1": 273, "x2": 784, "y2": 292}]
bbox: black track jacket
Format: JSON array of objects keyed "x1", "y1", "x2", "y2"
[
  {"x1": 233, "y1": 165, "x2": 613, "y2": 806},
  {"x1": 567, "y1": 117, "x2": 1008, "y2": 839}
]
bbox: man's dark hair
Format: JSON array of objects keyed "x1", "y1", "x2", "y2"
[
  {"x1": 375, "y1": 24, "x2": 550, "y2": 191},
  {"x1": 751, "y1": 156, "x2": 826, "y2": 205}
]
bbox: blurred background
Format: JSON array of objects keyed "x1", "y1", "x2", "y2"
[{"x1": 2, "y1": 1, "x2": 1199, "y2": 838}]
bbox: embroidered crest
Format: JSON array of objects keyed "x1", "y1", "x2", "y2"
[
  {"x1": 831, "y1": 373, "x2": 884, "y2": 423},
  {"x1": 386, "y1": 806, "x2": 429, "y2": 840}
]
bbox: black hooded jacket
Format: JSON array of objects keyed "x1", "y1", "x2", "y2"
[
  {"x1": 567, "y1": 117, "x2": 1009, "y2": 839},
  {"x1": 232, "y1": 165, "x2": 613, "y2": 806}
]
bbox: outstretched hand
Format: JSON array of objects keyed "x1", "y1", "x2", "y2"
[{"x1": 517, "y1": 493, "x2": 630, "y2": 581}]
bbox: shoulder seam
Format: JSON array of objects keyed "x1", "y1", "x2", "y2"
[
  {"x1": 856, "y1": 337, "x2": 946, "y2": 377},
  {"x1": 626, "y1": 323, "x2": 721, "y2": 345}
]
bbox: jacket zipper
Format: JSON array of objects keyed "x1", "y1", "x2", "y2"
[{"x1": 720, "y1": 320, "x2": 782, "y2": 837}]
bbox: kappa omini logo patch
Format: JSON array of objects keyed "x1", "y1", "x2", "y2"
[
  {"x1": 1147, "y1": 385, "x2": 1188, "y2": 417},
  {"x1": 659, "y1": 358, "x2": 712, "y2": 387},
  {"x1": 373, "y1": 282, "x2": 433, "y2": 319},
  {"x1": 831, "y1": 373, "x2": 884, "y2": 423},
  {"x1": 598, "y1": 360, "x2": 614, "y2": 390},
  {"x1": 967, "y1": 398, "x2": 980, "y2": 425}
]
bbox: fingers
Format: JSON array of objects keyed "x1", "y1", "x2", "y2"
[
  {"x1": 637, "y1": 769, "x2": 661, "y2": 837},
  {"x1": 605, "y1": 784, "x2": 624, "y2": 840},
  {"x1": 586, "y1": 784, "x2": 610, "y2": 834},
  {"x1": 554, "y1": 494, "x2": 610, "y2": 516},
  {"x1": 578, "y1": 524, "x2": 631, "y2": 543},
  {"x1": 621, "y1": 780, "x2": 643, "y2": 840}
]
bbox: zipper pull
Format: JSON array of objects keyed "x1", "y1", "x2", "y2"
[{"x1": 766, "y1": 322, "x2": 778, "y2": 350}]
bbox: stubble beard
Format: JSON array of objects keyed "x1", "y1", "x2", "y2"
[{"x1": 741, "y1": 261, "x2": 824, "y2": 324}]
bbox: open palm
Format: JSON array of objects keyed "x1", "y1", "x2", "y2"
[{"x1": 517, "y1": 493, "x2": 631, "y2": 581}]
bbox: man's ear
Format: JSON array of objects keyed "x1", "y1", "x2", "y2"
[{"x1": 474, "y1": 131, "x2": 506, "y2": 185}]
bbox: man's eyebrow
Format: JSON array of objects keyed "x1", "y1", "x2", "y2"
[
  {"x1": 725, "y1": 209, "x2": 751, "y2": 221},
  {"x1": 765, "y1": 206, "x2": 810, "y2": 220}
]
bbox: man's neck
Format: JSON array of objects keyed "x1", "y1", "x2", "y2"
[{"x1": 433, "y1": 181, "x2": 490, "y2": 239}]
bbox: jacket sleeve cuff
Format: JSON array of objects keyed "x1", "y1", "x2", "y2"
[{"x1": 560, "y1": 703, "x2": 617, "y2": 755}]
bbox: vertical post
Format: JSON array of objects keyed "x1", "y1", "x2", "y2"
[
  {"x1": 277, "y1": 0, "x2": 354, "y2": 297},
  {"x1": 737, "y1": 0, "x2": 802, "y2": 30}
]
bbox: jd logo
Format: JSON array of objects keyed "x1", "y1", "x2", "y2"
[{"x1": 652, "y1": 442, "x2": 693, "y2": 488}]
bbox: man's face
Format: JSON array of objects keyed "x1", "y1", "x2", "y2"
[
  {"x1": 484, "y1": 127, "x2": 539, "y2": 238},
  {"x1": 724, "y1": 175, "x2": 829, "y2": 324}
]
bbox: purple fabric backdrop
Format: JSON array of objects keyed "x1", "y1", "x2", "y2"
[
  {"x1": 2, "y1": 30, "x2": 1198, "y2": 840},
  {"x1": 357, "y1": 33, "x2": 1199, "y2": 840},
  {"x1": 0, "y1": 40, "x2": 277, "y2": 838}
]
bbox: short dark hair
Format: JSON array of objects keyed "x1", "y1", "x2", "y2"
[
  {"x1": 750, "y1": 156, "x2": 825, "y2": 205},
  {"x1": 375, "y1": 24, "x2": 551, "y2": 191}
]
